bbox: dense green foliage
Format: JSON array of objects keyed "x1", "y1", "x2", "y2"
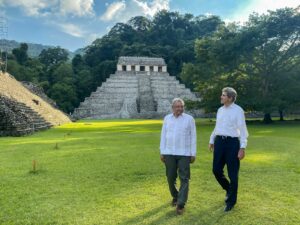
[
  {"x1": 181, "y1": 7, "x2": 300, "y2": 122},
  {"x1": 0, "y1": 119, "x2": 299, "y2": 224},
  {"x1": 5, "y1": 11, "x2": 223, "y2": 113},
  {"x1": 5, "y1": 7, "x2": 300, "y2": 121}
]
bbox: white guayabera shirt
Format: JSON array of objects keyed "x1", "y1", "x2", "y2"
[
  {"x1": 160, "y1": 113, "x2": 197, "y2": 157},
  {"x1": 209, "y1": 103, "x2": 249, "y2": 148}
]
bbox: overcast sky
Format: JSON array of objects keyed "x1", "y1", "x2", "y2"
[{"x1": 0, "y1": 0, "x2": 299, "y2": 51}]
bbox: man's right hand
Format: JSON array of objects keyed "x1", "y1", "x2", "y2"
[
  {"x1": 160, "y1": 155, "x2": 165, "y2": 163},
  {"x1": 209, "y1": 144, "x2": 214, "y2": 152}
]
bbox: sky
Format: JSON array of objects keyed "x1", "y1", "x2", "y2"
[{"x1": 0, "y1": 0, "x2": 299, "y2": 51}]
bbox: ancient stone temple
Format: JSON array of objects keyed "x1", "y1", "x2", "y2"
[
  {"x1": 73, "y1": 56, "x2": 201, "y2": 119},
  {"x1": 0, "y1": 72, "x2": 71, "y2": 136}
]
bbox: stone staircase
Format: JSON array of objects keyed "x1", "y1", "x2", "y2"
[
  {"x1": 0, "y1": 95, "x2": 52, "y2": 136},
  {"x1": 73, "y1": 70, "x2": 200, "y2": 119},
  {"x1": 74, "y1": 73, "x2": 139, "y2": 119},
  {"x1": 0, "y1": 72, "x2": 71, "y2": 125},
  {"x1": 0, "y1": 72, "x2": 71, "y2": 136},
  {"x1": 137, "y1": 73, "x2": 156, "y2": 116}
]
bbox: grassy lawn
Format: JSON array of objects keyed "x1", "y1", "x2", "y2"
[{"x1": 0, "y1": 119, "x2": 299, "y2": 225}]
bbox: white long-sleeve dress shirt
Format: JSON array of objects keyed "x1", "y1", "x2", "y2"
[
  {"x1": 209, "y1": 103, "x2": 249, "y2": 148},
  {"x1": 160, "y1": 113, "x2": 197, "y2": 157}
]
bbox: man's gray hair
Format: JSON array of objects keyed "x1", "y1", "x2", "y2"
[
  {"x1": 222, "y1": 87, "x2": 237, "y2": 102},
  {"x1": 172, "y1": 98, "x2": 185, "y2": 106}
]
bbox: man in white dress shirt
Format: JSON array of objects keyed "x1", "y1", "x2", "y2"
[
  {"x1": 160, "y1": 98, "x2": 197, "y2": 215},
  {"x1": 209, "y1": 87, "x2": 248, "y2": 212}
]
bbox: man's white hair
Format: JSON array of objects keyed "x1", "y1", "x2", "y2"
[
  {"x1": 222, "y1": 87, "x2": 237, "y2": 102},
  {"x1": 172, "y1": 98, "x2": 185, "y2": 107}
]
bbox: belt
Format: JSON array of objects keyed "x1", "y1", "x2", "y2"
[{"x1": 216, "y1": 135, "x2": 238, "y2": 140}]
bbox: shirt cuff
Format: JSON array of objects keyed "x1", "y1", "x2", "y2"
[{"x1": 240, "y1": 143, "x2": 247, "y2": 149}]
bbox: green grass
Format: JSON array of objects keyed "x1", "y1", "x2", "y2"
[{"x1": 0, "y1": 119, "x2": 299, "y2": 225}]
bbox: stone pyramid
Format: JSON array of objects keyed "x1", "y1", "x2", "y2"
[
  {"x1": 0, "y1": 72, "x2": 71, "y2": 136},
  {"x1": 73, "y1": 56, "x2": 201, "y2": 119}
]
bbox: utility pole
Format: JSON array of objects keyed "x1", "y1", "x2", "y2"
[{"x1": 0, "y1": 12, "x2": 8, "y2": 73}]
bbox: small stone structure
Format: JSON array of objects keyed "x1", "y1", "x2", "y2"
[{"x1": 73, "y1": 56, "x2": 201, "y2": 119}]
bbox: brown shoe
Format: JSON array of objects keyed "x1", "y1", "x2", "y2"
[{"x1": 176, "y1": 206, "x2": 184, "y2": 215}]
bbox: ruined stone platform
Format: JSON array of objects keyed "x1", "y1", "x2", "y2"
[{"x1": 73, "y1": 56, "x2": 201, "y2": 119}]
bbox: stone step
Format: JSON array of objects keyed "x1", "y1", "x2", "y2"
[
  {"x1": 151, "y1": 83, "x2": 185, "y2": 88},
  {"x1": 153, "y1": 94, "x2": 197, "y2": 100},
  {"x1": 101, "y1": 83, "x2": 139, "y2": 88},
  {"x1": 153, "y1": 88, "x2": 193, "y2": 94},
  {"x1": 34, "y1": 124, "x2": 52, "y2": 131},
  {"x1": 154, "y1": 89, "x2": 190, "y2": 94},
  {"x1": 109, "y1": 75, "x2": 138, "y2": 79},
  {"x1": 83, "y1": 97, "x2": 126, "y2": 103},
  {"x1": 105, "y1": 78, "x2": 138, "y2": 83},
  {"x1": 106, "y1": 76, "x2": 138, "y2": 81},
  {"x1": 94, "y1": 88, "x2": 138, "y2": 93},
  {"x1": 150, "y1": 76, "x2": 176, "y2": 81},
  {"x1": 0, "y1": 95, "x2": 53, "y2": 137},
  {"x1": 86, "y1": 107, "x2": 122, "y2": 114},
  {"x1": 88, "y1": 93, "x2": 137, "y2": 99},
  {"x1": 150, "y1": 80, "x2": 180, "y2": 84},
  {"x1": 0, "y1": 127, "x2": 34, "y2": 137},
  {"x1": 80, "y1": 102, "x2": 123, "y2": 109}
]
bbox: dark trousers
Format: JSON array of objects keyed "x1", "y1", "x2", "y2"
[
  {"x1": 213, "y1": 136, "x2": 240, "y2": 206},
  {"x1": 164, "y1": 155, "x2": 190, "y2": 207}
]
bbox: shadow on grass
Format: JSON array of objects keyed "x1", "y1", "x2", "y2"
[
  {"x1": 119, "y1": 203, "x2": 169, "y2": 225},
  {"x1": 187, "y1": 203, "x2": 228, "y2": 225},
  {"x1": 119, "y1": 202, "x2": 225, "y2": 225}
]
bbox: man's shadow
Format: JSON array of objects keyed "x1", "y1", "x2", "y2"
[{"x1": 119, "y1": 202, "x2": 225, "y2": 225}]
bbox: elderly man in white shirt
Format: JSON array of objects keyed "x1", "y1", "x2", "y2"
[
  {"x1": 209, "y1": 87, "x2": 249, "y2": 212},
  {"x1": 160, "y1": 98, "x2": 197, "y2": 215}
]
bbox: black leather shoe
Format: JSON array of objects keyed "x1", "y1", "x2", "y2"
[
  {"x1": 224, "y1": 204, "x2": 234, "y2": 212},
  {"x1": 176, "y1": 205, "x2": 184, "y2": 215}
]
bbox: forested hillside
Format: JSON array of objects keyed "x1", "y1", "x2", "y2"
[{"x1": 3, "y1": 8, "x2": 300, "y2": 122}]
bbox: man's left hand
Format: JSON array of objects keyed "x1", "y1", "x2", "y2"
[
  {"x1": 190, "y1": 156, "x2": 196, "y2": 163},
  {"x1": 238, "y1": 149, "x2": 245, "y2": 160}
]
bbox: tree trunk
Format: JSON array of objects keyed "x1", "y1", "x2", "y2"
[
  {"x1": 279, "y1": 110, "x2": 284, "y2": 121},
  {"x1": 263, "y1": 113, "x2": 273, "y2": 123}
]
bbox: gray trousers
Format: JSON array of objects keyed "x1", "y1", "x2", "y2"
[{"x1": 164, "y1": 155, "x2": 191, "y2": 207}]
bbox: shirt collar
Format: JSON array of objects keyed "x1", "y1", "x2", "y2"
[
  {"x1": 223, "y1": 103, "x2": 235, "y2": 109},
  {"x1": 171, "y1": 112, "x2": 184, "y2": 118}
]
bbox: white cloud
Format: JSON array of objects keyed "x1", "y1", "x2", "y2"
[
  {"x1": 100, "y1": 1, "x2": 126, "y2": 21},
  {"x1": 60, "y1": 0, "x2": 94, "y2": 17},
  {"x1": 0, "y1": 0, "x2": 95, "y2": 17},
  {"x1": 58, "y1": 23, "x2": 85, "y2": 38},
  {"x1": 133, "y1": 0, "x2": 170, "y2": 17},
  {"x1": 230, "y1": 0, "x2": 299, "y2": 23},
  {"x1": 100, "y1": 0, "x2": 170, "y2": 22},
  {"x1": 0, "y1": 0, "x2": 55, "y2": 17},
  {"x1": 56, "y1": 23, "x2": 103, "y2": 44}
]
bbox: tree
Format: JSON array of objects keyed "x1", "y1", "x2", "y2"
[
  {"x1": 12, "y1": 43, "x2": 28, "y2": 65},
  {"x1": 128, "y1": 16, "x2": 153, "y2": 32},
  {"x1": 48, "y1": 83, "x2": 77, "y2": 112},
  {"x1": 39, "y1": 47, "x2": 68, "y2": 67},
  {"x1": 189, "y1": 7, "x2": 300, "y2": 122},
  {"x1": 51, "y1": 63, "x2": 74, "y2": 84}
]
